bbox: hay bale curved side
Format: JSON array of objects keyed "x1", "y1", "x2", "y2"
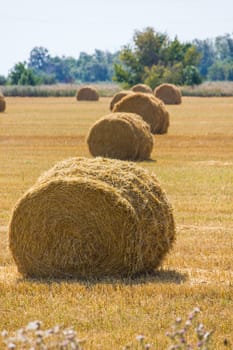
[
  {"x1": 9, "y1": 177, "x2": 138, "y2": 278},
  {"x1": 109, "y1": 90, "x2": 134, "y2": 111},
  {"x1": 37, "y1": 157, "x2": 176, "y2": 274},
  {"x1": 87, "y1": 113, "x2": 139, "y2": 160},
  {"x1": 76, "y1": 86, "x2": 99, "y2": 101},
  {"x1": 0, "y1": 94, "x2": 6, "y2": 112},
  {"x1": 131, "y1": 84, "x2": 153, "y2": 94},
  {"x1": 117, "y1": 113, "x2": 154, "y2": 160},
  {"x1": 86, "y1": 113, "x2": 153, "y2": 161},
  {"x1": 9, "y1": 157, "x2": 175, "y2": 278},
  {"x1": 154, "y1": 83, "x2": 182, "y2": 104},
  {"x1": 113, "y1": 92, "x2": 169, "y2": 134}
]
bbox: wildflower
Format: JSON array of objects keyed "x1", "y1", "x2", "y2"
[
  {"x1": 136, "y1": 334, "x2": 145, "y2": 342},
  {"x1": 1, "y1": 330, "x2": 8, "y2": 337},
  {"x1": 26, "y1": 321, "x2": 41, "y2": 331}
]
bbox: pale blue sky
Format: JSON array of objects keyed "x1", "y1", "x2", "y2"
[{"x1": 1, "y1": 0, "x2": 233, "y2": 76}]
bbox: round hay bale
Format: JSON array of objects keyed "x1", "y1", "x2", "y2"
[
  {"x1": 131, "y1": 84, "x2": 153, "y2": 94},
  {"x1": 113, "y1": 92, "x2": 169, "y2": 134},
  {"x1": 76, "y1": 86, "x2": 99, "y2": 101},
  {"x1": 86, "y1": 112, "x2": 153, "y2": 161},
  {"x1": 9, "y1": 157, "x2": 175, "y2": 279},
  {"x1": 109, "y1": 90, "x2": 134, "y2": 111},
  {"x1": 154, "y1": 83, "x2": 182, "y2": 104},
  {"x1": 0, "y1": 93, "x2": 6, "y2": 112}
]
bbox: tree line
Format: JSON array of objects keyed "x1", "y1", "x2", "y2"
[{"x1": 0, "y1": 28, "x2": 232, "y2": 87}]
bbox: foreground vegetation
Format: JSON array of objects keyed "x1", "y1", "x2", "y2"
[{"x1": 0, "y1": 96, "x2": 232, "y2": 349}]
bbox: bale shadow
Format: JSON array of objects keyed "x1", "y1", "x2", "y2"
[
  {"x1": 18, "y1": 269, "x2": 187, "y2": 287},
  {"x1": 138, "y1": 158, "x2": 157, "y2": 163}
]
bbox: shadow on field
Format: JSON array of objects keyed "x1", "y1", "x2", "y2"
[{"x1": 19, "y1": 269, "x2": 187, "y2": 286}]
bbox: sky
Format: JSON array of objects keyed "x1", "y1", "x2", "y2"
[{"x1": 1, "y1": 0, "x2": 233, "y2": 76}]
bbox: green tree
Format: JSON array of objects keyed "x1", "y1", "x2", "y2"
[
  {"x1": 114, "y1": 27, "x2": 201, "y2": 87},
  {"x1": 193, "y1": 39, "x2": 216, "y2": 77},
  {"x1": 184, "y1": 46, "x2": 202, "y2": 66},
  {"x1": 215, "y1": 34, "x2": 233, "y2": 60},
  {"x1": 75, "y1": 50, "x2": 119, "y2": 82},
  {"x1": 207, "y1": 60, "x2": 233, "y2": 81},
  {"x1": 114, "y1": 27, "x2": 169, "y2": 86},
  {"x1": 183, "y1": 65, "x2": 202, "y2": 85},
  {"x1": 0, "y1": 75, "x2": 7, "y2": 85},
  {"x1": 144, "y1": 65, "x2": 166, "y2": 89},
  {"x1": 28, "y1": 47, "x2": 50, "y2": 72},
  {"x1": 134, "y1": 27, "x2": 168, "y2": 67},
  {"x1": 163, "y1": 63, "x2": 184, "y2": 85},
  {"x1": 9, "y1": 62, "x2": 39, "y2": 85},
  {"x1": 163, "y1": 37, "x2": 188, "y2": 65}
]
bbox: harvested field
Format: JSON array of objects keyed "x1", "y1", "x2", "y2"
[{"x1": 0, "y1": 97, "x2": 232, "y2": 349}]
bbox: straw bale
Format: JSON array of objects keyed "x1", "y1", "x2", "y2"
[
  {"x1": 9, "y1": 157, "x2": 175, "y2": 279},
  {"x1": 131, "y1": 84, "x2": 153, "y2": 94},
  {"x1": 109, "y1": 90, "x2": 134, "y2": 111},
  {"x1": 86, "y1": 112, "x2": 153, "y2": 161},
  {"x1": 0, "y1": 94, "x2": 6, "y2": 112},
  {"x1": 76, "y1": 86, "x2": 99, "y2": 101},
  {"x1": 113, "y1": 92, "x2": 169, "y2": 134},
  {"x1": 154, "y1": 83, "x2": 182, "y2": 104}
]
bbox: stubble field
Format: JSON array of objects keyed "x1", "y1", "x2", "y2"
[{"x1": 0, "y1": 96, "x2": 232, "y2": 349}]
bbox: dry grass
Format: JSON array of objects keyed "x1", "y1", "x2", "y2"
[{"x1": 0, "y1": 96, "x2": 232, "y2": 349}]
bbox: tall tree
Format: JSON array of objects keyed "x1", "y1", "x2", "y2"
[
  {"x1": 9, "y1": 62, "x2": 39, "y2": 85},
  {"x1": 134, "y1": 27, "x2": 168, "y2": 67},
  {"x1": 114, "y1": 27, "x2": 201, "y2": 87},
  {"x1": 28, "y1": 47, "x2": 50, "y2": 72},
  {"x1": 193, "y1": 39, "x2": 215, "y2": 77}
]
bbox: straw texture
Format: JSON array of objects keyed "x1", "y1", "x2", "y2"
[
  {"x1": 76, "y1": 86, "x2": 99, "y2": 101},
  {"x1": 113, "y1": 92, "x2": 170, "y2": 134},
  {"x1": 154, "y1": 83, "x2": 182, "y2": 104},
  {"x1": 9, "y1": 157, "x2": 175, "y2": 279},
  {"x1": 87, "y1": 112, "x2": 153, "y2": 161},
  {"x1": 0, "y1": 93, "x2": 6, "y2": 112},
  {"x1": 110, "y1": 90, "x2": 134, "y2": 111},
  {"x1": 131, "y1": 84, "x2": 153, "y2": 94}
]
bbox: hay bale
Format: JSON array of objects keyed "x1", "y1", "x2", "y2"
[
  {"x1": 113, "y1": 92, "x2": 169, "y2": 134},
  {"x1": 154, "y1": 83, "x2": 182, "y2": 104},
  {"x1": 131, "y1": 84, "x2": 153, "y2": 94},
  {"x1": 0, "y1": 93, "x2": 6, "y2": 112},
  {"x1": 76, "y1": 86, "x2": 99, "y2": 101},
  {"x1": 109, "y1": 90, "x2": 134, "y2": 111},
  {"x1": 9, "y1": 157, "x2": 175, "y2": 279},
  {"x1": 86, "y1": 112, "x2": 153, "y2": 161}
]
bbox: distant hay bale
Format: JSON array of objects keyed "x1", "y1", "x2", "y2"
[
  {"x1": 131, "y1": 84, "x2": 153, "y2": 94},
  {"x1": 0, "y1": 93, "x2": 6, "y2": 112},
  {"x1": 109, "y1": 90, "x2": 134, "y2": 111},
  {"x1": 76, "y1": 86, "x2": 99, "y2": 101},
  {"x1": 113, "y1": 92, "x2": 170, "y2": 134},
  {"x1": 86, "y1": 112, "x2": 153, "y2": 161},
  {"x1": 154, "y1": 83, "x2": 182, "y2": 104},
  {"x1": 9, "y1": 157, "x2": 175, "y2": 279}
]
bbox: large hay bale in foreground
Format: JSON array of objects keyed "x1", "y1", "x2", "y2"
[
  {"x1": 0, "y1": 93, "x2": 6, "y2": 112},
  {"x1": 109, "y1": 90, "x2": 134, "y2": 111},
  {"x1": 76, "y1": 86, "x2": 99, "y2": 101},
  {"x1": 131, "y1": 84, "x2": 153, "y2": 94},
  {"x1": 87, "y1": 112, "x2": 153, "y2": 161},
  {"x1": 154, "y1": 83, "x2": 182, "y2": 104},
  {"x1": 9, "y1": 157, "x2": 175, "y2": 279},
  {"x1": 113, "y1": 92, "x2": 169, "y2": 134}
]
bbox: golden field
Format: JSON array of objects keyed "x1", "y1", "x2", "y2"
[{"x1": 0, "y1": 96, "x2": 232, "y2": 349}]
